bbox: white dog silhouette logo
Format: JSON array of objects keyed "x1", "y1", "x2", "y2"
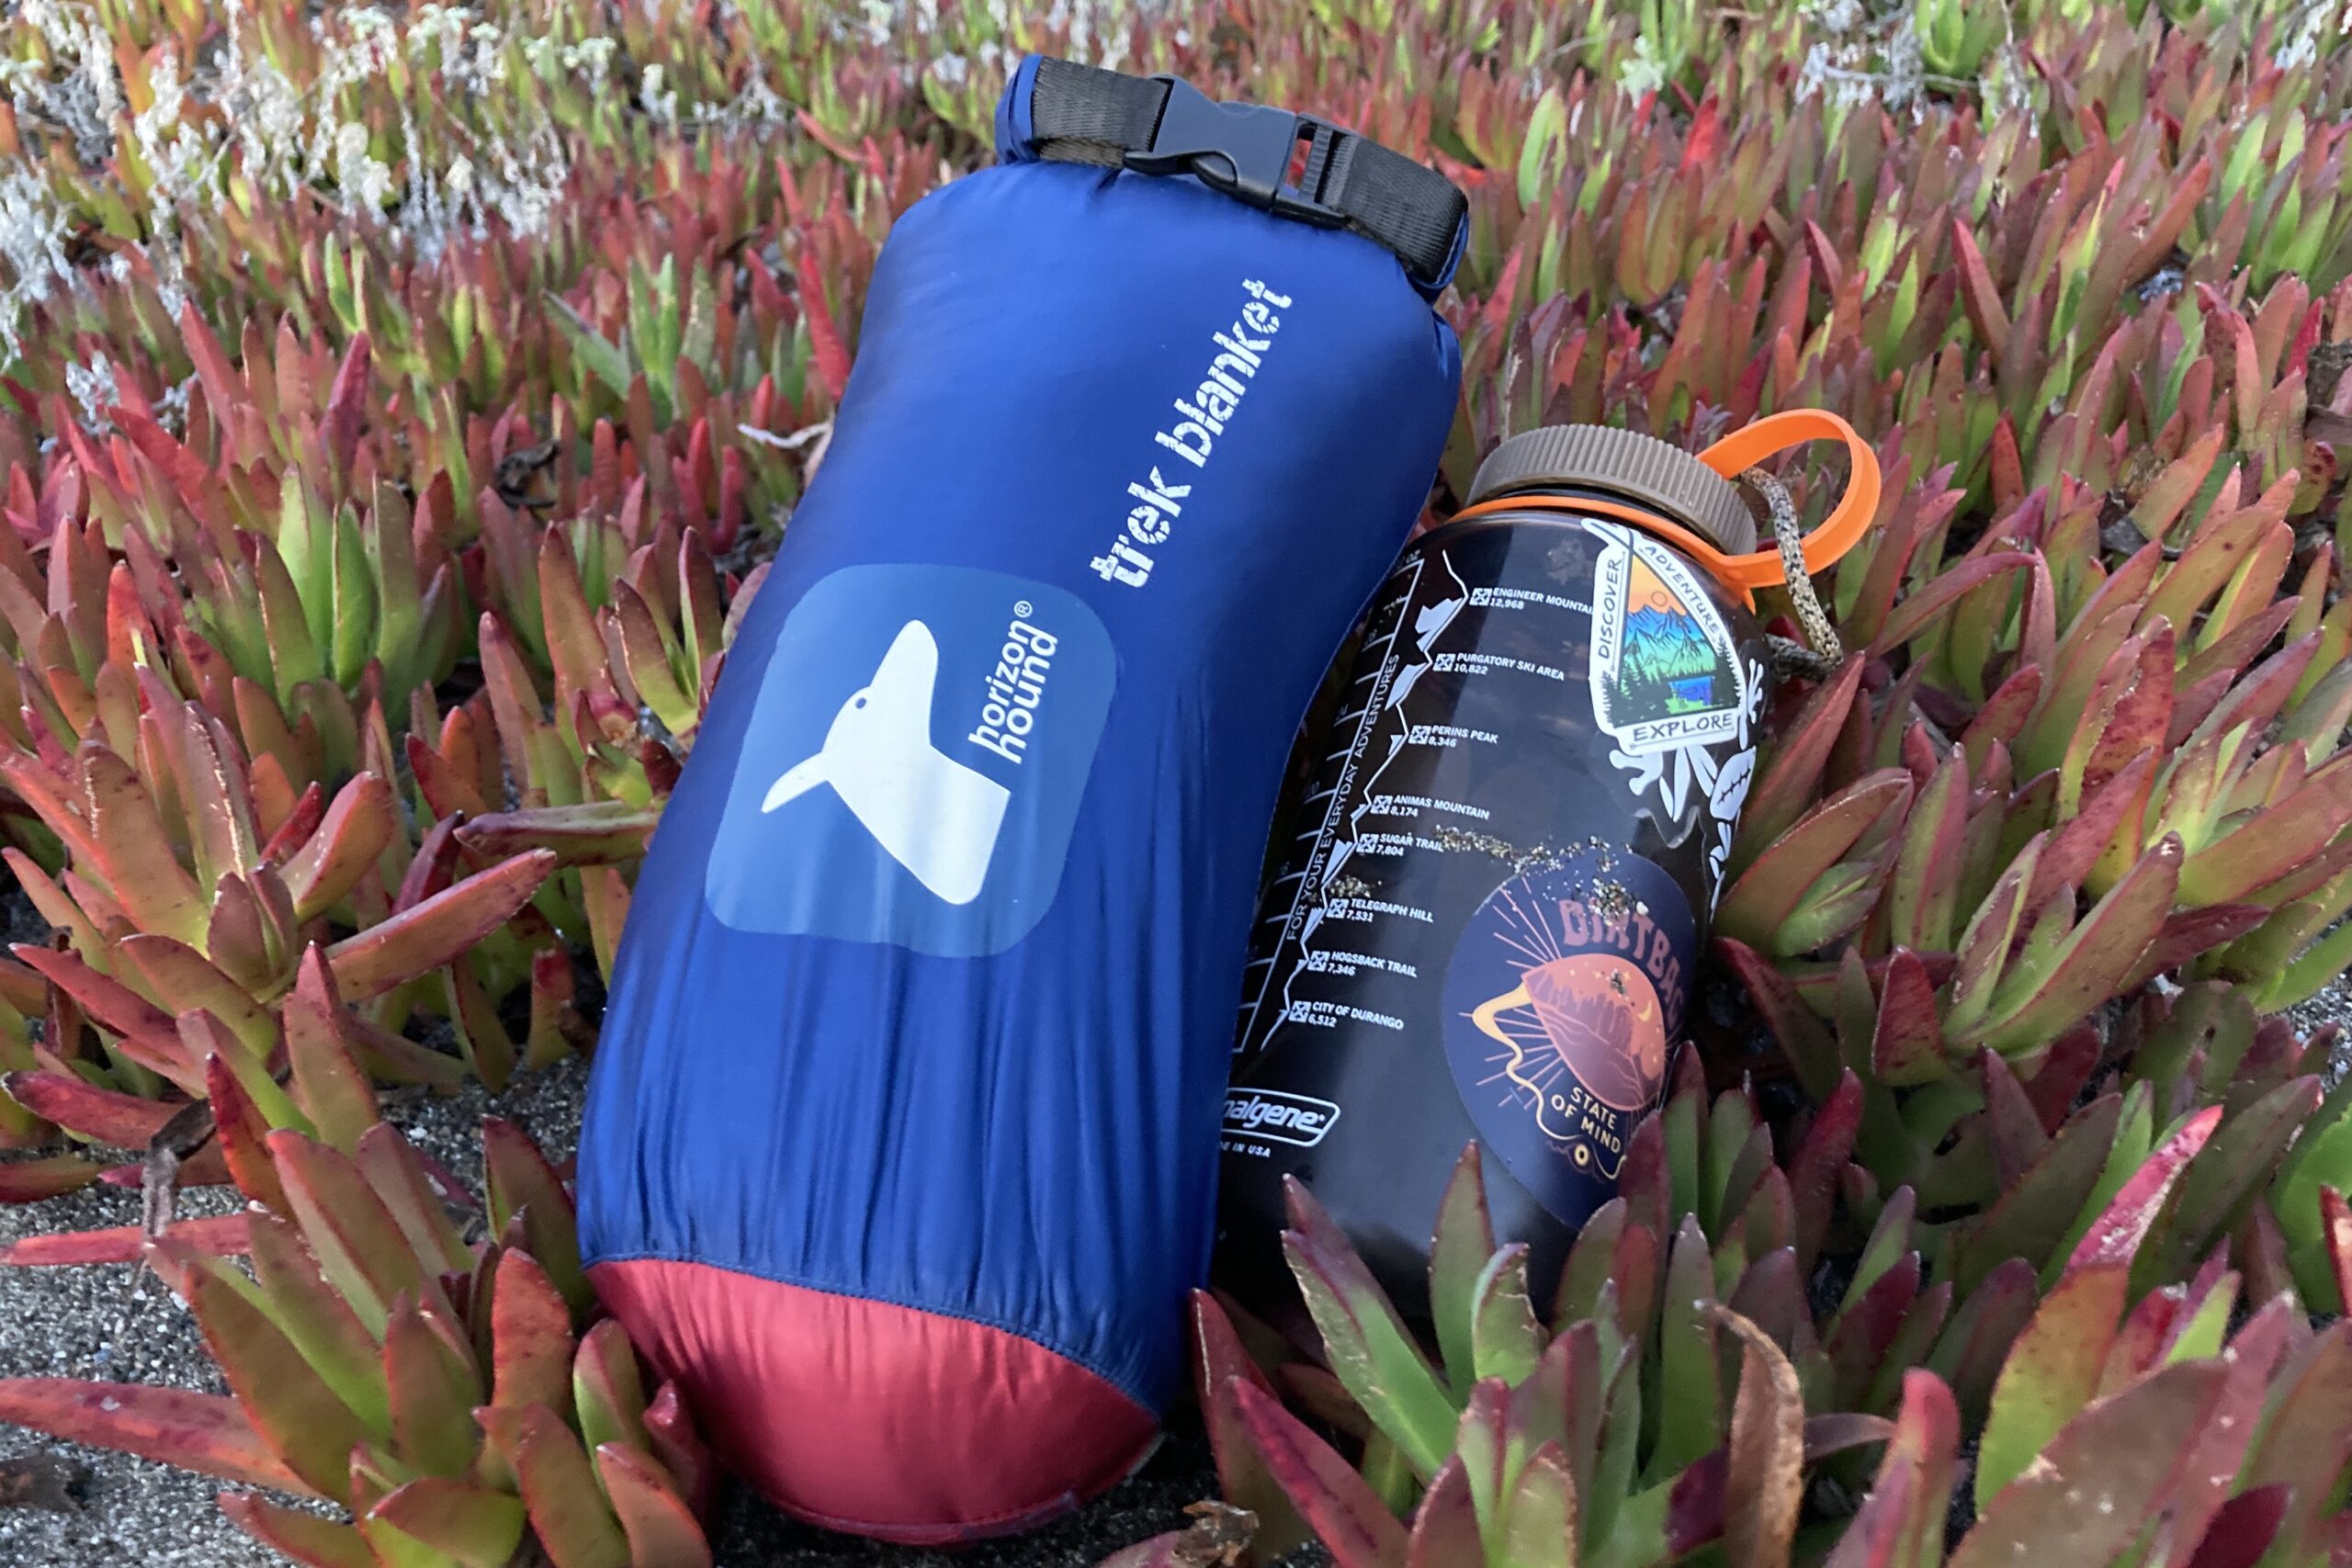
[{"x1": 761, "y1": 620, "x2": 1011, "y2": 906}]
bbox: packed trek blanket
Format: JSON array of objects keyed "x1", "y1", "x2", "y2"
[{"x1": 576, "y1": 56, "x2": 1465, "y2": 1543}]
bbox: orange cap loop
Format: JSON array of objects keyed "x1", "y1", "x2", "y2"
[
  {"x1": 1443, "y1": 412, "x2": 1882, "y2": 606},
  {"x1": 1694, "y1": 409, "x2": 1881, "y2": 592}
]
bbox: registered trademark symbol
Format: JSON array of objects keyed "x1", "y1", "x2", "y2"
[{"x1": 1014, "y1": 600, "x2": 1033, "y2": 617}]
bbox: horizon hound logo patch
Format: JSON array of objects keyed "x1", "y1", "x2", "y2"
[
  {"x1": 707, "y1": 564, "x2": 1114, "y2": 956},
  {"x1": 1584, "y1": 520, "x2": 1747, "y2": 757},
  {"x1": 760, "y1": 620, "x2": 1011, "y2": 907}
]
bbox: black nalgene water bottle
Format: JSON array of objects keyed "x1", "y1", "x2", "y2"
[{"x1": 1218, "y1": 423, "x2": 1822, "y2": 1324}]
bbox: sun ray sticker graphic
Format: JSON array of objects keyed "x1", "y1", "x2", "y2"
[
  {"x1": 1440, "y1": 853, "x2": 1696, "y2": 1215},
  {"x1": 1474, "y1": 953, "x2": 1665, "y2": 1119}
]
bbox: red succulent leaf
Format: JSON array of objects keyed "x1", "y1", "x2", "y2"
[
  {"x1": 1958, "y1": 1362, "x2": 2229, "y2": 1566},
  {"x1": 1228, "y1": 1379, "x2": 1408, "y2": 1568},
  {"x1": 1, "y1": 1068, "x2": 180, "y2": 1146},
  {"x1": 278, "y1": 771, "x2": 397, "y2": 922},
  {"x1": 1789, "y1": 1072, "x2": 1863, "y2": 1272},
  {"x1": 475, "y1": 1403, "x2": 633, "y2": 1568},
  {"x1": 1, "y1": 1211, "x2": 248, "y2": 1267},
  {"x1": 2184, "y1": 1485, "x2": 2290, "y2": 1568},
  {"x1": 324, "y1": 851, "x2": 556, "y2": 1001},
  {"x1": 2324, "y1": 1186, "x2": 2352, "y2": 1315},
  {"x1": 219, "y1": 1492, "x2": 374, "y2": 1568},
  {"x1": 0, "y1": 1381, "x2": 309, "y2": 1495},
  {"x1": 1404, "y1": 1456, "x2": 1478, "y2": 1568},
  {"x1": 1713, "y1": 1304, "x2": 1805, "y2": 1568},
  {"x1": 482, "y1": 1118, "x2": 587, "y2": 1317},
  {"x1": 644, "y1": 1382, "x2": 718, "y2": 1519},
  {"x1": 2069, "y1": 1103, "x2": 2222, "y2": 1275},
  {"x1": 1190, "y1": 1292, "x2": 1306, "y2": 1560},
  {"x1": 1823, "y1": 1371, "x2": 1957, "y2": 1568},
  {"x1": 0, "y1": 1152, "x2": 103, "y2": 1202},
  {"x1": 594, "y1": 1442, "x2": 714, "y2": 1568}
]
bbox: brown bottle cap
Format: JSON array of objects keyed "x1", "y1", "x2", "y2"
[{"x1": 1466, "y1": 425, "x2": 1758, "y2": 557}]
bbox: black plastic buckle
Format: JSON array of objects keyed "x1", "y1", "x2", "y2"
[{"x1": 1126, "y1": 75, "x2": 1344, "y2": 226}]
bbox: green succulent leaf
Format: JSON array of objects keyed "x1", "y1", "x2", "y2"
[
  {"x1": 1229, "y1": 1379, "x2": 1410, "y2": 1568},
  {"x1": 243, "y1": 1207, "x2": 390, "y2": 1442},
  {"x1": 170, "y1": 1242, "x2": 374, "y2": 1498},
  {"x1": 1974, "y1": 1104, "x2": 2220, "y2": 1504},
  {"x1": 594, "y1": 1442, "x2": 714, "y2": 1568},
  {"x1": 476, "y1": 1404, "x2": 632, "y2": 1568},
  {"x1": 1495, "y1": 1443, "x2": 1578, "y2": 1568},
  {"x1": 362, "y1": 1479, "x2": 527, "y2": 1568},
  {"x1": 1282, "y1": 1178, "x2": 1461, "y2": 1481},
  {"x1": 1956, "y1": 1362, "x2": 2229, "y2": 1568},
  {"x1": 1430, "y1": 1144, "x2": 1498, "y2": 1399}
]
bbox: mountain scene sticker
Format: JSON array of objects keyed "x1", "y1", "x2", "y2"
[
  {"x1": 1439, "y1": 851, "x2": 1696, "y2": 1227},
  {"x1": 1586, "y1": 520, "x2": 1747, "y2": 756}
]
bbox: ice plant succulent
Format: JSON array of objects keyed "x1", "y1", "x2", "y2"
[
  {"x1": 0, "y1": 0, "x2": 2345, "y2": 1562},
  {"x1": 1837, "y1": 1253, "x2": 2352, "y2": 1568},
  {"x1": 0, "y1": 1110, "x2": 715, "y2": 1568},
  {"x1": 1160, "y1": 1150, "x2": 1890, "y2": 1568},
  {"x1": 1135, "y1": 1066, "x2": 2351, "y2": 1566},
  {"x1": 0, "y1": 703, "x2": 557, "y2": 1190}
]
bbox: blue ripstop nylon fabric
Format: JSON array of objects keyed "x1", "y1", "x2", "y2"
[{"x1": 575, "y1": 85, "x2": 1463, "y2": 1440}]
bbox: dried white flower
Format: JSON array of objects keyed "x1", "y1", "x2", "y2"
[
  {"x1": 0, "y1": 166, "x2": 73, "y2": 325},
  {"x1": 639, "y1": 62, "x2": 678, "y2": 126},
  {"x1": 1794, "y1": 8, "x2": 1927, "y2": 116},
  {"x1": 153, "y1": 375, "x2": 193, "y2": 436},
  {"x1": 1979, "y1": 42, "x2": 2038, "y2": 138},
  {"x1": 63, "y1": 353, "x2": 119, "y2": 434},
  {"x1": 527, "y1": 34, "x2": 617, "y2": 94},
  {"x1": 703, "y1": 73, "x2": 788, "y2": 130},
  {"x1": 323, "y1": 7, "x2": 403, "y2": 88},
  {"x1": 572, "y1": 36, "x2": 617, "y2": 78},
  {"x1": 1805, "y1": 0, "x2": 1866, "y2": 33},
  {"x1": 2275, "y1": 0, "x2": 2343, "y2": 71},
  {"x1": 468, "y1": 22, "x2": 510, "y2": 88},
  {"x1": 8, "y1": 0, "x2": 126, "y2": 164},
  {"x1": 0, "y1": 154, "x2": 76, "y2": 357},
  {"x1": 334, "y1": 122, "x2": 395, "y2": 216},
  {"x1": 482, "y1": 127, "x2": 570, "y2": 242},
  {"x1": 408, "y1": 5, "x2": 472, "y2": 59},
  {"x1": 1617, "y1": 35, "x2": 1668, "y2": 99},
  {"x1": 231, "y1": 59, "x2": 310, "y2": 197}
]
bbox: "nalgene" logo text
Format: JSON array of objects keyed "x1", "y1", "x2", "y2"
[{"x1": 1223, "y1": 1089, "x2": 1342, "y2": 1148}]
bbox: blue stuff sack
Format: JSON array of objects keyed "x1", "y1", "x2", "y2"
[{"x1": 576, "y1": 56, "x2": 1464, "y2": 1543}]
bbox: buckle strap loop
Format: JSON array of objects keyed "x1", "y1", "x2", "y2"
[{"x1": 1012, "y1": 57, "x2": 1467, "y2": 295}]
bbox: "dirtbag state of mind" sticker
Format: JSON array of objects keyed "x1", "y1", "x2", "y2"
[
  {"x1": 1439, "y1": 851, "x2": 1696, "y2": 1228},
  {"x1": 1586, "y1": 521, "x2": 1748, "y2": 757}
]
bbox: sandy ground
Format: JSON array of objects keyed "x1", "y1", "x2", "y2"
[
  {"x1": 0, "y1": 1174, "x2": 260, "y2": 1567},
  {"x1": 0, "y1": 1057, "x2": 1247, "y2": 1566},
  {"x1": 2285, "y1": 966, "x2": 2352, "y2": 1068}
]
